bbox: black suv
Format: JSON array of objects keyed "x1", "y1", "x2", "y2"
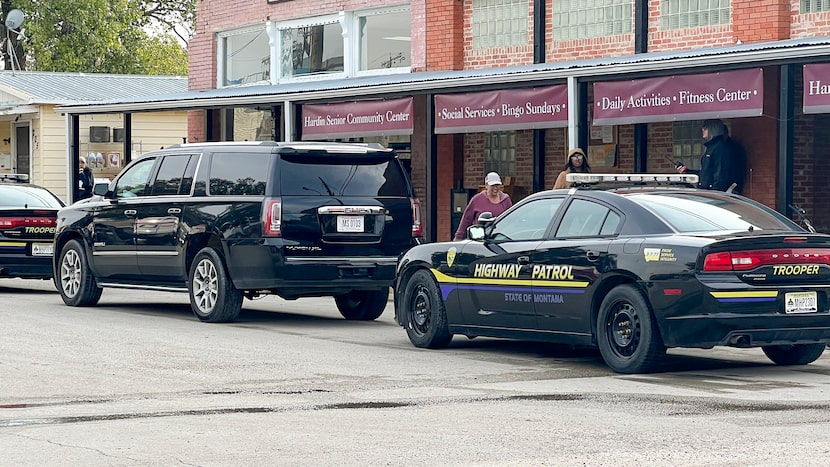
[{"x1": 53, "y1": 142, "x2": 422, "y2": 322}]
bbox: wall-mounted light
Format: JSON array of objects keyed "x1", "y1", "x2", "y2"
[{"x1": 2, "y1": 138, "x2": 10, "y2": 144}]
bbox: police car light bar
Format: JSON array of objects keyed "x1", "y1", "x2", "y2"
[
  {"x1": 565, "y1": 173, "x2": 699, "y2": 185},
  {"x1": 0, "y1": 173, "x2": 29, "y2": 182}
]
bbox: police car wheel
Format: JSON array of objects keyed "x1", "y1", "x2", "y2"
[
  {"x1": 597, "y1": 284, "x2": 665, "y2": 374},
  {"x1": 762, "y1": 343, "x2": 825, "y2": 366},
  {"x1": 403, "y1": 269, "x2": 452, "y2": 348},
  {"x1": 57, "y1": 239, "x2": 102, "y2": 307}
]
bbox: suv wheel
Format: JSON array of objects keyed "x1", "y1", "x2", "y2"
[
  {"x1": 56, "y1": 239, "x2": 102, "y2": 306},
  {"x1": 189, "y1": 247, "x2": 243, "y2": 323},
  {"x1": 335, "y1": 288, "x2": 389, "y2": 320}
]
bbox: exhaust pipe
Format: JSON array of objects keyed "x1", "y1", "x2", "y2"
[{"x1": 728, "y1": 334, "x2": 751, "y2": 347}]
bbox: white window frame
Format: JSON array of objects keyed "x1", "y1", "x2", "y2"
[
  {"x1": 216, "y1": 24, "x2": 271, "y2": 88},
  {"x1": 274, "y1": 13, "x2": 348, "y2": 84},
  {"x1": 801, "y1": 0, "x2": 830, "y2": 13},
  {"x1": 350, "y1": 5, "x2": 412, "y2": 77}
]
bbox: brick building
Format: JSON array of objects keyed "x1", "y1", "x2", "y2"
[{"x1": 60, "y1": 1, "x2": 830, "y2": 238}]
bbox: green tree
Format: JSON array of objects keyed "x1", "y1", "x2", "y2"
[{"x1": 0, "y1": 0, "x2": 194, "y2": 75}]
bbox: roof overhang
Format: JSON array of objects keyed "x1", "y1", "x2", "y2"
[{"x1": 55, "y1": 37, "x2": 830, "y2": 115}]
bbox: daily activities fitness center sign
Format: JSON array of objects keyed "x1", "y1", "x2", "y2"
[{"x1": 592, "y1": 68, "x2": 764, "y2": 126}]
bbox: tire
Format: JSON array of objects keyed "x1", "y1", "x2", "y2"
[
  {"x1": 762, "y1": 343, "x2": 826, "y2": 366},
  {"x1": 401, "y1": 270, "x2": 452, "y2": 348},
  {"x1": 335, "y1": 288, "x2": 389, "y2": 320},
  {"x1": 597, "y1": 284, "x2": 666, "y2": 374},
  {"x1": 188, "y1": 247, "x2": 243, "y2": 323},
  {"x1": 56, "y1": 239, "x2": 102, "y2": 307}
]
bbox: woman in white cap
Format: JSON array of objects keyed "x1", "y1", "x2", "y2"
[
  {"x1": 76, "y1": 155, "x2": 95, "y2": 201},
  {"x1": 453, "y1": 171, "x2": 512, "y2": 240},
  {"x1": 553, "y1": 147, "x2": 591, "y2": 189}
]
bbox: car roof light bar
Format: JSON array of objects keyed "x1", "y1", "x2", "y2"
[
  {"x1": 0, "y1": 173, "x2": 29, "y2": 182},
  {"x1": 566, "y1": 173, "x2": 699, "y2": 185}
]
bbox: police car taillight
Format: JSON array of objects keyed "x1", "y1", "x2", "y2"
[
  {"x1": 0, "y1": 215, "x2": 56, "y2": 229},
  {"x1": 704, "y1": 248, "x2": 830, "y2": 271},
  {"x1": 262, "y1": 197, "x2": 281, "y2": 237}
]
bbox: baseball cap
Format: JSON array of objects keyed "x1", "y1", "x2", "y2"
[{"x1": 484, "y1": 172, "x2": 502, "y2": 186}]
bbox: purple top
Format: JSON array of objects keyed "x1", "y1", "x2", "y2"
[{"x1": 453, "y1": 191, "x2": 512, "y2": 240}]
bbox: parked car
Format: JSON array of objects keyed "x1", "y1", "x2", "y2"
[
  {"x1": 0, "y1": 173, "x2": 64, "y2": 280},
  {"x1": 54, "y1": 141, "x2": 422, "y2": 322},
  {"x1": 394, "y1": 173, "x2": 830, "y2": 374}
]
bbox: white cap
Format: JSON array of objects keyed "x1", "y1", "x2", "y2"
[{"x1": 485, "y1": 172, "x2": 502, "y2": 186}]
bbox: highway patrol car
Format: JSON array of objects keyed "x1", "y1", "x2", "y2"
[{"x1": 394, "y1": 173, "x2": 830, "y2": 373}]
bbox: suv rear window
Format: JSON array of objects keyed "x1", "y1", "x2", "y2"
[
  {"x1": 279, "y1": 154, "x2": 409, "y2": 197},
  {"x1": 0, "y1": 185, "x2": 64, "y2": 208}
]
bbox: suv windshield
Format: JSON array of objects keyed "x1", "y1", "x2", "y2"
[
  {"x1": 628, "y1": 192, "x2": 796, "y2": 233},
  {"x1": 280, "y1": 154, "x2": 409, "y2": 197}
]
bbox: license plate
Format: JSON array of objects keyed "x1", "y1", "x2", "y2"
[
  {"x1": 31, "y1": 243, "x2": 54, "y2": 256},
  {"x1": 337, "y1": 215, "x2": 364, "y2": 233},
  {"x1": 785, "y1": 291, "x2": 818, "y2": 314}
]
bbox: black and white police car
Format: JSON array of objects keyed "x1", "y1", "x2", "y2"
[{"x1": 394, "y1": 173, "x2": 830, "y2": 373}]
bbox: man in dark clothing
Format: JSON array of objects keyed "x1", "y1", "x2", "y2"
[
  {"x1": 678, "y1": 119, "x2": 744, "y2": 193},
  {"x1": 76, "y1": 156, "x2": 94, "y2": 201}
]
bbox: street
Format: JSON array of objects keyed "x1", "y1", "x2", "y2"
[{"x1": 2, "y1": 277, "x2": 830, "y2": 466}]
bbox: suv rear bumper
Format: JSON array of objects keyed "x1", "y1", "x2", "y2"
[{"x1": 229, "y1": 253, "x2": 398, "y2": 294}]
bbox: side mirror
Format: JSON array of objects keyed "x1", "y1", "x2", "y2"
[
  {"x1": 93, "y1": 183, "x2": 110, "y2": 197},
  {"x1": 476, "y1": 211, "x2": 494, "y2": 224},
  {"x1": 468, "y1": 225, "x2": 485, "y2": 240}
]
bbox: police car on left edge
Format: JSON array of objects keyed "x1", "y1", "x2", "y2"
[{"x1": 0, "y1": 174, "x2": 64, "y2": 280}]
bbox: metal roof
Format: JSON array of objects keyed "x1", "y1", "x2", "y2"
[
  {"x1": 56, "y1": 36, "x2": 830, "y2": 114},
  {"x1": 0, "y1": 71, "x2": 187, "y2": 105}
]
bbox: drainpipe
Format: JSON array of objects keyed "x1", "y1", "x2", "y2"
[{"x1": 532, "y1": 0, "x2": 546, "y2": 191}]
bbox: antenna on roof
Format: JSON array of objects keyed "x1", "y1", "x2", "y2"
[{"x1": 4, "y1": 9, "x2": 25, "y2": 74}]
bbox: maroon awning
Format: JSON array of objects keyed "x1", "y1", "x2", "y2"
[
  {"x1": 434, "y1": 85, "x2": 568, "y2": 134},
  {"x1": 803, "y1": 64, "x2": 830, "y2": 114},
  {"x1": 301, "y1": 97, "x2": 414, "y2": 140},
  {"x1": 592, "y1": 68, "x2": 764, "y2": 126}
]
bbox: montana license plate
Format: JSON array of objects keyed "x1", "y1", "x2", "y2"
[
  {"x1": 337, "y1": 215, "x2": 364, "y2": 232},
  {"x1": 785, "y1": 291, "x2": 818, "y2": 314}
]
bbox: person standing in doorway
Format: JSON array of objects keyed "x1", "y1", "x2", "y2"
[
  {"x1": 677, "y1": 119, "x2": 744, "y2": 192},
  {"x1": 453, "y1": 171, "x2": 512, "y2": 240},
  {"x1": 553, "y1": 147, "x2": 592, "y2": 189},
  {"x1": 76, "y1": 155, "x2": 94, "y2": 201}
]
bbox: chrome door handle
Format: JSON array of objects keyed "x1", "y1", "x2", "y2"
[
  {"x1": 168, "y1": 208, "x2": 181, "y2": 214},
  {"x1": 517, "y1": 256, "x2": 530, "y2": 265},
  {"x1": 123, "y1": 209, "x2": 137, "y2": 216},
  {"x1": 586, "y1": 250, "x2": 600, "y2": 261}
]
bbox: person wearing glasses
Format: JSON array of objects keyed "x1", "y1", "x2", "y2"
[
  {"x1": 553, "y1": 147, "x2": 592, "y2": 189},
  {"x1": 76, "y1": 155, "x2": 95, "y2": 201}
]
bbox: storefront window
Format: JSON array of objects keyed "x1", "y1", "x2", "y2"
[
  {"x1": 472, "y1": 0, "x2": 528, "y2": 49},
  {"x1": 802, "y1": 0, "x2": 830, "y2": 13},
  {"x1": 660, "y1": 0, "x2": 730, "y2": 30},
  {"x1": 672, "y1": 121, "x2": 705, "y2": 170},
  {"x1": 219, "y1": 26, "x2": 270, "y2": 87},
  {"x1": 357, "y1": 7, "x2": 411, "y2": 72},
  {"x1": 553, "y1": 0, "x2": 631, "y2": 41},
  {"x1": 484, "y1": 132, "x2": 516, "y2": 177},
  {"x1": 279, "y1": 18, "x2": 344, "y2": 79}
]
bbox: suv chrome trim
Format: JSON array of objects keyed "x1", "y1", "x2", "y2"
[{"x1": 317, "y1": 206, "x2": 385, "y2": 214}]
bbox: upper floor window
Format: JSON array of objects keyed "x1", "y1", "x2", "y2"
[
  {"x1": 356, "y1": 7, "x2": 411, "y2": 73},
  {"x1": 471, "y1": 0, "x2": 528, "y2": 49},
  {"x1": 279, "y1": 16, "x2": 344, "y2": 80},
  {"x1": 553, "y1": 0, "x2": 631, "y2": 41},
  {"x1": 660, "y1": 0, "x2": 730, "y2": 30},
  {"x1": 802, "y1": 0, "x2": 830, "y2": 13},
  {"x1": 218, "y1": 25, "x2": 270, "y2": 87}
]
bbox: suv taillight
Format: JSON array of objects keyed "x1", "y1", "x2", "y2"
[
  {"x1": 411, "y1": 198, "x2": 423, "y2": 237},
  {"x1": 263, "y1": 197, "x2": 282, "y2": 237}
]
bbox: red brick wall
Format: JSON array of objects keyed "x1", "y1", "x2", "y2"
[
  {"x1": 427, "y1": 0, "x2": 465, "y2": 70},
  {"x1": 733, "y1": 0, "x2": 790, "y2": 43},
  {"x1": 791, "y1": 0, "x2": 830, "y2": 38},
  {"x1": 462, "y1": 0, "x2": 534, "y2": 68}
]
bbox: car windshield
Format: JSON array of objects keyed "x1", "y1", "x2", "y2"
[
  {"x1": 0, "y1": 185, "x2": 63, "y2": 208},
  {"x1": 626, "y1": 191, "x2": 797, "y2": 233}
]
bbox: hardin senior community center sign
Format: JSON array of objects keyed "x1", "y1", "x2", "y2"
[
  {"x1": 593, "y1": 68, "x2": 764, "y2": 126},
  {"x1": 301, "y1": 97, "x2": 414, "y2": 140}
]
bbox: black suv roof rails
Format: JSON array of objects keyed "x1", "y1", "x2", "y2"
[
  {"x1": 0, "y1": 173, "x2": 29, "y2": 183},
  {"x1": 565, "y1": 173, "x2": 699, "y2": 189}
]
